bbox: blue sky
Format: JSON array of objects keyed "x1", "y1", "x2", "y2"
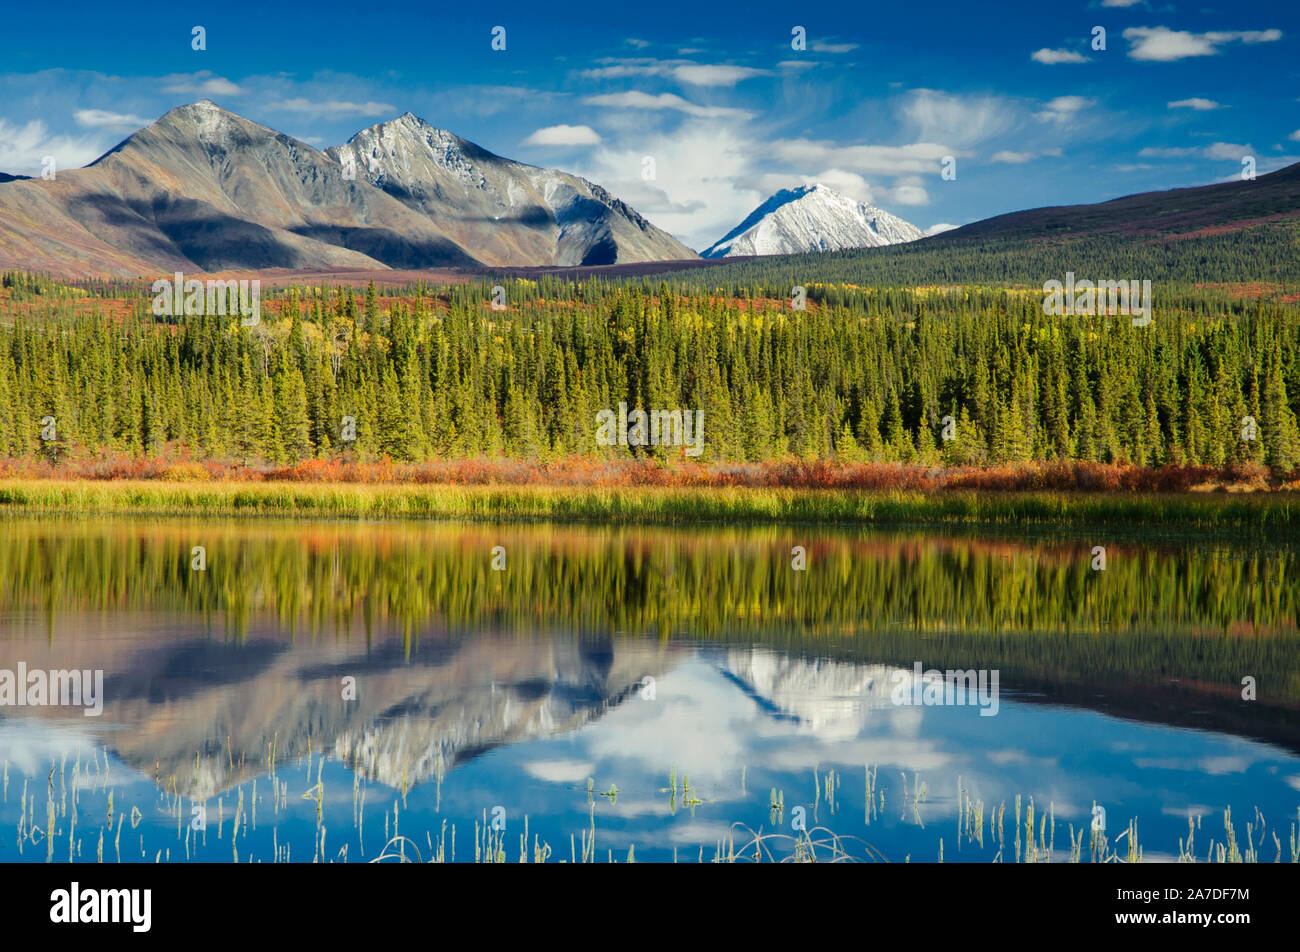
[{"x1": 1, "y1": 0, "x2": 1297, "y2": 249}]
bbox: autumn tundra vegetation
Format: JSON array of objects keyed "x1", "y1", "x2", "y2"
[{"x1": 1, "y1": 270, "x2": 1297, "y2": 521}]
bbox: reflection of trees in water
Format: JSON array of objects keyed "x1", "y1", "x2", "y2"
[
  {"x1": 1, "y1": 519, "x2": 1297, "y2": 760},
  {"x1": 1, "y1": 519, "x2": 1293, "y2": 640}
]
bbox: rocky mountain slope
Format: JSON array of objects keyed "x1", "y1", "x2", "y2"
[
  {"x1": 0, "y1": 101, "x2": 695, "y2": 277},
  {"x1": 329, "y1": 113, "x2": 695, "y2": 267}
]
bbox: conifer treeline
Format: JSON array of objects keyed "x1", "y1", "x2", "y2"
[{"x1": 1, "y1": 280, "x2": 1298, "y2": 470}]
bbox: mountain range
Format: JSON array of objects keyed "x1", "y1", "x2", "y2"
[
  {"x1": 702, "y1": 184, "x2": 924, "y2": 258},
  {"x1": 3, "y1": 100, "x2": 1296, "y2": 279},
  {"x1": 0, "y1": 101, "x2": 695, "y2": 277}
]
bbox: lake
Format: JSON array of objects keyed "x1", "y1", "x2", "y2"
[{"x1": 1, "y1": 515, "x2": 1297, "y2": 862}]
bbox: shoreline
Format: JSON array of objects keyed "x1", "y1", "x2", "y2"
[{"x1": 0, "y1": 479, "x2": 1295, "y2": 530}]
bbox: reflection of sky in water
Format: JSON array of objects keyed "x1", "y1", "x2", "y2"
[{"x1": 2, "y1": 649, "x2": 1297, "y2": 863}]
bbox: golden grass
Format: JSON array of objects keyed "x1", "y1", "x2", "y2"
[{"x1": 0, "y1": 478, "x2": 1295, "y2": 528}]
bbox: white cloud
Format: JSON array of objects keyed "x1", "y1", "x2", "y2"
[
  {"x1": 579, "y1": 60, "x2": 769, "y2": 87},
  {"x1": 1203, "y1": 141, "x2": 1253, "y2": 160},
  {"x1": 900, "y1": 89, "x2": 1019, "y2": 146},
  {"x1": 1138, "y1": 142, "x2": 1253, "y2": 160},
  {"x1": 0, "y1": 118, "x2": 108, "y2": 174},
  {"x1": 522, "y1": 124, "x2": 602, "y2": 146},
  {"x1": 1123, "y1": 26, "x2": 1282, "y2": 62},
  {"x1": 1138, "y1": 146, "x2": 1198, "y2": 157},
  {"x1": 747, "y1": 169, "x2": 876, "y2": 204},
  {"x1": 582, "y1": 91, "x2": 754, "y2": 120},
  {"x1": 810, "y1": 41, "x2": 859, "y2": 53},
  {"x1": 1167, "y1": 98, "x2": 1222, "y2": 110},
  {"x1": 580, "y1": 64, "x2": 657, "y2": 80},
  {"x1": 803, "y1": 169, "x2": 873, "y2": 203},
  {"x1": 1288, "y1": 130, "x2": 1300, "y2": 142},
  {"x1": 1031, "y1": 48, "x2": 1089, "y2": 64},
  {"x1": 1102, "y1": 0, "x2": 1144, "y2": 6},
  {"x1": 1035, "y1": 95, "x2": 1096, "y2": 123},
  {"x1": 672, "y1": 65, "x2": 770, "y2": 87},
  {"x1": 580, "y1": 121, "x2": 760, "y2": 249},
  {"x1": 264, "y1": 98, "x2": 396, "y2": 117},
  {"x1": 770, "y1": 137, "x2": 953, "y2": 176},
  {"x1": 74, "y1": 109, "x2": 150, "y2": 130},
  {"x1": 925, "y1": 223, "x2": 957, "y2": 235},
  {"x1": 887, "y1": 183, "x2": 929, "y2": 206},
  {"x1": 990, "y1": 148, "x2": 1061, "y2": 164},
  {"x1": 741, "y1": 169, "x2": 928, "y2": 212},
  {"x1": 437, "y1": 84, "x2": 567, "y2": 120},
  {"x1": 161, "y1": 70, "x2": 243, "y2": 96}
]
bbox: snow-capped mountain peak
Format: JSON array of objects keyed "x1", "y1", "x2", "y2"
[{"x1": 702, "y1": 183, "x2": 924, "y2": 258}]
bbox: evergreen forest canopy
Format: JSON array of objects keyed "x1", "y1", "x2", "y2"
[{"x1": 2, "y1": 269, "x2": 1298, "y2": 472}]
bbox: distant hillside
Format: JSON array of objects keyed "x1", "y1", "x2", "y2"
[
  {"x1": 646, "y1": 161, "x2": 1300, "y2": 289},
  {"x1": 944, "y1": 160, "x2": 1300, "y2": 241}
]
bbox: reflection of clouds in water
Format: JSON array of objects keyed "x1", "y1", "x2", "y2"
[
  {"x1": 521, "y1": 759, "x2": 595, "y2": 784},
  {"x1": 6, "y1": 639, "x2": 1298, "y2": 863},
  {"x1": 1132, "y1": 757, "x2": 1185, "y2": 770},
  {"x1": 582, "y1": 660, "x2": 753, "y2": 784},
  {"x1": 585, "y1": 819, "x2": 744, "y2": 853},
  {"x1": 600, "y1": 797, "x2": 674, "y2": 819},
  {"x1": 567, "y1": 649, "x2": 1300, "y2": 847},
  {"x1": 763, "y1": 737, "x2": 951, "y2": 775},
  {"x1": 1197, "y1": 756, "x2": 1251, "y2": 775},
  {"x1": 1161, "y1": 804, "x2": 1216, "y2": 818},
  {"x1": 665, "y1": 819, "x2": 751, "y2": 846},
  {"x1": 987, "y1": 749, "x2": 1058, "y2": 768},
  {"x1": 581, "y1": 654, "x2": 954, "y2": 782},
  {"x1": 1135, "y1": 754, "x2": 1254, "y2": 775},
  {"x1": 0, "y1": 719, "x2": 105, "y2": 776}
]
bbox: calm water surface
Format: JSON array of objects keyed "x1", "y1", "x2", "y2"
[{"x1": 0, "y1": 516, "x2": 1297, "y2": 862}]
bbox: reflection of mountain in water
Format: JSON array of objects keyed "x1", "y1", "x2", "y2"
[
  {"x1": 2, "y1": 619, "x2": 685, "y2": 798},
  {"x1": 718, "y1": 650, "x2": 900, "y2": 740},
  {"x1": 328, "y1": 638, "x2": 681, "y2": 790},
  {"x1": 714, "y1": 646, "x2": 1300, "y2": 760}
]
